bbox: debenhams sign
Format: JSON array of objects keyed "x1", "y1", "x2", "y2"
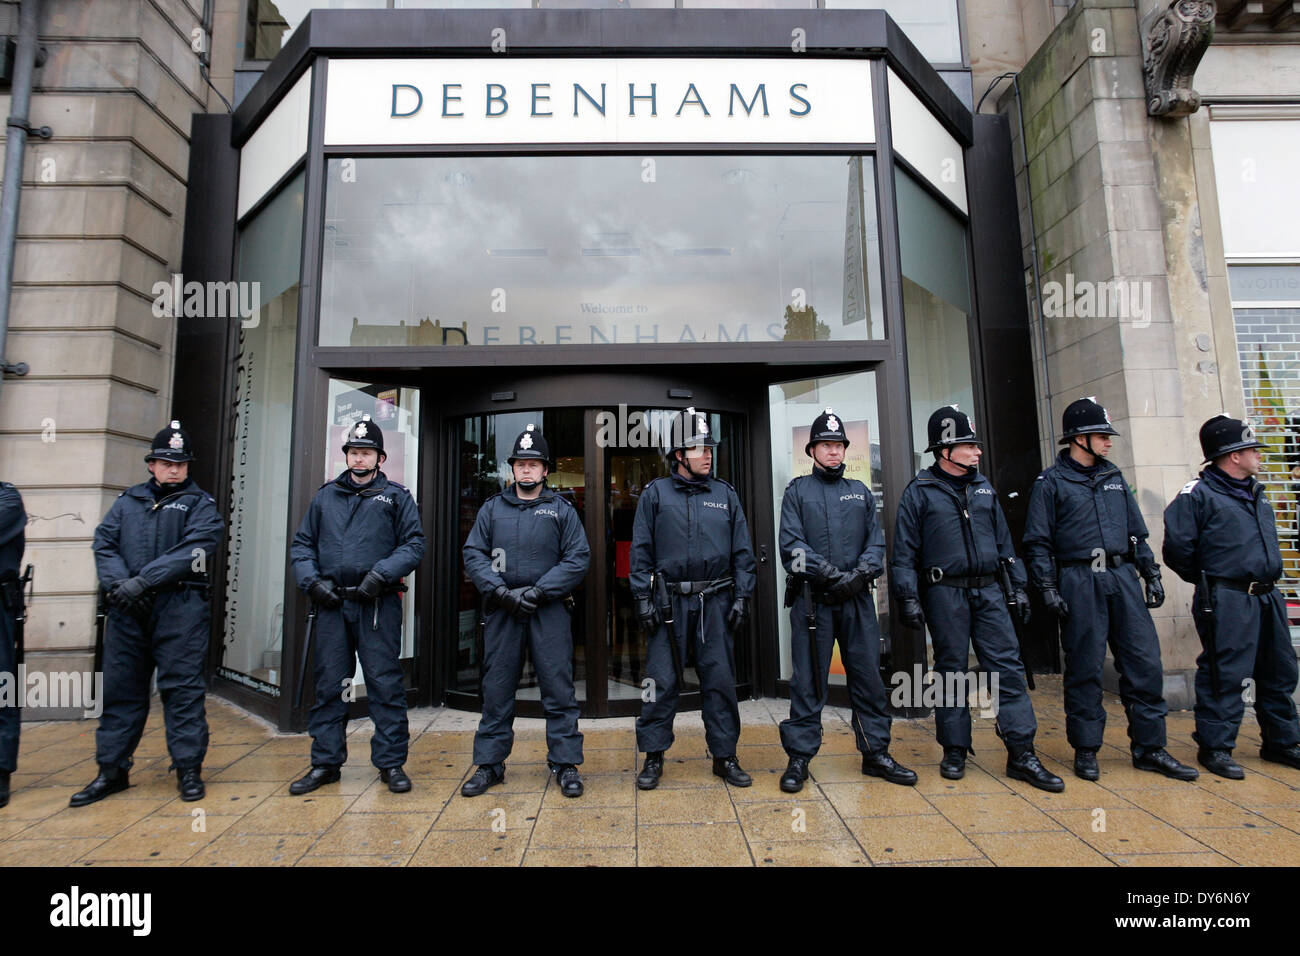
[{"x1": 323, "y1": 58, "x2": 874, "y2": 146}]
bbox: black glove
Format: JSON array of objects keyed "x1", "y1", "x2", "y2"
[
  {"x1": 635, "y1": 595, "x2": 661, "y2": 631},
  {"x1": 830, "y1": 568, "x2": 871, "y2": 601},
  {"x1": 357, "y1": 569, "x2": 387, "y2": 600},
  {"x1": 899, "y1": 596, "x2": 926, "y2": 630},
  {"x1": 1040, "y1": 586, "x2": 1070, "y2": 619},
  {"x1": 726, "y1": 597, "x2": 750, "y2": 633},
  {"x1": 1143, "y1": 573, "x2": 1165, "y2": 609},
  {"x1": 1012, "y1": 588, "x2": 1032, "y2": 626},
  {"x1": 814, "y1": 561, "x2": 844, "y2": 588},
  {"x1": 308, "y1": 578, "x2": 342, "y2": 609},
  {"x1": 109, "y1": 576, "x2": 150, "y2": 610},
  {"x1": 490, "y1": 584, "x2": 510, "y2": 611},
  {"x1": 517, "y1": 586, "x2": 544, "y2": 617},
  {"x1": 501, "y1": 587, "x2": 533, "y2": 624}
]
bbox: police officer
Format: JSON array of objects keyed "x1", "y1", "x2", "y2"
[
  {"x1": 1023, "y1": 398, "x2": 1197, "y2": 782},
  {"x1": 632, "y1": 407, "x2": 757, "y2": 789},
  {"x1": 890, "y1": 406, "x2": 1064, "y2": 791},
  {"x1": 461, "y1": 425, "x2": 591, "y2": 798},
  {"x1": 72, "y1": 421, "x2": 226, "y2": 806},
  {"x1": 778, "y1": 409, "x2": 915, "y2": 792},
  {"x1": 288, "y1": 414, "x2": 425, "y2": 795},
  {"x1": 0, "y1": 482, "x2": 27, "y2": 809},
  {"x1": 1162, "y1": 414, "x2": 1300, "y2": 779}
]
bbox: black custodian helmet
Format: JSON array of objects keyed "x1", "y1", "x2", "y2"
[
  {"x1": 507, "y1": 424, "x2": 550, "y2": 467},
  {"x1": 1199, "y1": 414, "x2": 1267, "y2": 463},
  {"x1": 805, "y1": 407, "x2": 849, "y2": 457},
  {"x1": 925, "y1": 405, "x2": 981, "y2": 454},
  {"x1": 145, "y1": 420, "x2": 194, "y2": 463},
  {"x1": 342, "y1": 414, "x2": 385, "y2": 455},
  {"x1": 1060, "y1": 396, "x2": 1120, "y2": 444},
  {"x1": 668, "y1": 407, "x2": 718, "y2": 455}
]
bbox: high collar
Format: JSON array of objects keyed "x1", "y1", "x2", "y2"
[
  {"x1": 503, "y1": 483, "x2": 555, "y2": 507},
  {"x1": 333, "y1": 469, "x2": 388, "y2": 494},
  {"x1": 671, "y1": 467, "x2": 712, "y2": 493},
  {"x1": 147, "y1": 476, "x2": 193, "y2": 500},
  {"x1": 812, "y1": 462, "x2": 846, "y2": 483},
  {"x1": 1204, "y1": 465, "x2": 1259, "y2": 502}
]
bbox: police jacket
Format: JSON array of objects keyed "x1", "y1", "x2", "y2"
[
  {"x1": 290, "y1": 470, "x2": 425, "y2": 591},
  {"x1": 779, "y1": 467, "x2": 884, "y2": 578},
  {"x1": 0, "y1": 482, "x2": 25, "y2": 579},
  {"x1": 890, "y1": 467, "x2": 1026, "y2": 601},
  {"x1": 462, "y1": 484, "x2": 590, "y2": 599},
  {"x1": 93, "y1": 479, "x2": 225, "y2": 590},
  {"x1": 1162, "y1": 467, "x2": 1284, "y2": 585},
  {"x1": 1022, "y1": 451, "x2": 1158, "y2": 587},
  {"x1": 629, "y1": 469, "x2": 756, "y2": 600}
]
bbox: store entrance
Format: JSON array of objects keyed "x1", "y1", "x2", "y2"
[{"x1": 439, "y1": 374, "x2": 754, "y2": 718}]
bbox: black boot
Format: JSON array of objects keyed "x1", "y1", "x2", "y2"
[
  {"x1": 1198, "y1": 748, "x2": 1245, "y2": 780},
  {"x1": 0, "y1": 770, "x2": 9, "y2": 809},
  {"x1": 712, "y1": 755, "x2": 752, "y2": 787},
  {"x1": 552, "y1": 764, "x2": 584, "y2": 798},
  {"x1": 379, "y1": 766, "x2": 412, "y2": 793},
  {"x1": 460, "y1": 763, "x2": 505, "y2": 797},
  {"x1": 177, "y1": 766, "x2": 205, "y2": 802},
  {"x1": 1073, "y1": 748, "x2": 1100, "y2": 781},
  {"x1": 861, "y1": 751, "x2": 918, "y2": 786},
  {"x1": 780, "y1": 756, "x2": 810, "y2": 793},
  {"x1": 289, "y1": 765, "x2": 341, "y2": 796},
  {"x1": 1133, "y1": 747, "x2": 1198, "y2": 781},
  {"x1": 636, "y1": 751, "x2": 664, "y2": 791},
  {"x1": 939, "y1": 747, "x2": 967, "y2": 780},
  {"x1": 1006, "y1": 748, "x2": 1065, "y2": 792},
  {"x1": 69, "y1": 765, "x2": 130, "y2": 807},
  {"x1": 1260, "y1": 743, "x2": 1300, "y2": 771}
]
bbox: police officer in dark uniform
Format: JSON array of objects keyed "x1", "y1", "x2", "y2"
[
  {"x1": 777, "y1": 409, "x2": 916, "y2": 792},
  {"x1": 632, "y1": 407, "x2": 757, "y2": 789},
  {"x1": 72, "y1": 421, "x2": 226, "y2": 806},
  {"x1": 461, "y1": 424, "x2": 591, "y2": 798},
  {"x1": 289, "y1": 414, "x2": 425, "y2": 795},
  {"x1": 0, "y1": 482, "x2": 27, "y2": 809},
  {"x1": 890, "y1": 406, "x2": 1064, "y2": 791},
  {"x1": 1024, "y1": 397, "x2": 1197, "y2": 782},
  {"x1": 1163, "y1": 414, "x2": 1300, "y2": 779}
]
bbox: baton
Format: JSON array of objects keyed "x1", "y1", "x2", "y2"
[{"x1": 294, "y1": 604, "x2": 318, "y2": 711}]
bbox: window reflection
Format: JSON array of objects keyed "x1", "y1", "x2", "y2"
[{"x1": 321, "y1": 155, "x2": 884, "y2": 347}]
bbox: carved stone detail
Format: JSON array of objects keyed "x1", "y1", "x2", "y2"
[{"x1": 1141, "y1": 0, "x2": 1217, "y2": 117}]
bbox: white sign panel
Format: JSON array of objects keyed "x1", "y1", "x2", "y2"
[
  {"x1": 888, "y1": 67, "x2": 966, "y2": 214},
  {"x1": 238, "y1": 68, "x2": 312, "y2": 219},
  {"x1": 323, "y1": 57, "x2": 874, "y2": 146}
]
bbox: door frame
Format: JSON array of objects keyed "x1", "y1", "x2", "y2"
[{"x1": 436, "y1": 368, "x2": 759, "y2": 718}]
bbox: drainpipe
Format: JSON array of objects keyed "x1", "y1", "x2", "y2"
[{"x1": 0, "y1": 0, "x2": 48, "y2": 395}]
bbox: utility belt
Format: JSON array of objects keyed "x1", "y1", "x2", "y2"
[
  {"x1": 1207, "y1": 576, "x2": 1276, "y2": 596},
  {"x1": 781, "y1": 576, "x2": 856, "y2": 607},
  {"x1": 151, "y1": 579, "x2": 213, "y2": 600},
  {"x1": 339, "y1": 582, "x2": 408, "y2": 602},
  {"x1": 482, "y1": 588, "x2": 574, "y2": 613},
  {"x1": 661, "y1": 577, "x2": 734, "y2": 598},
  {"x1": 924, "y1": 568, "x2": 997, "y2": 589},
  {"x1": 1059, "y1": 554, "x2": 1130, "y2": 569}
]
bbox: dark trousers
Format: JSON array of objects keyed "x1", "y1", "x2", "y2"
[
  {"x1": 636, "y1": 591, "x2": 740, "y2": 758},
  {"x1": 308, "y1": 595, "x2": 409, "y2": 770},
  {"x1": 1192, "y1": 586, "x2": 1300, "y2": 752},
  {"x1": 923, "y1": 584, "x2": 1037, "y2": 752},
  {"x1": 96, "y1": 589, "x2": 209, "y2": 770},
  {"x1": 1058, "y1": 564, "x2": 1168, "y2": 751},
  {"x1": 472, "y1": 601, "x2": 583, "y2": 767},
  {"x1": 0, "y1": 609, "x2": 17, "y2": 773},
  {"x1": 780, "y1": 593, "x2": 891, "y2": 758}
]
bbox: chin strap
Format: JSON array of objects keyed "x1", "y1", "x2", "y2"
[
  {"x1": 939, "y1": 446, "x2": 978, "y2": 475},
  {"x1": 1071, "y1": 435, "x2": 1101, "y2": 463}
]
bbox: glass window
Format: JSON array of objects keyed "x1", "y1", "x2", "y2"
[
  {"x1": 219, "y1": 172, "x2": 304, "y2": 695},
  {"x1": 769, "y1": 371, "x2": 885, "y2": 682},
  {"x1": 1209, "y1": 117, "x2": 1300, "y2": 260},
  {"x1": 245, "y1": 0, "x2": 388, "y2": 62},
  {"x1": 325, "y1": 379, "x2": 422, "y2": 685},
  {"x1": 321, "y1": 154, "x2": 884, "y2": 347},
  {"x1": 896, "y1": 169, "x2": 973, "y2": 469},
  {"x1": 823, "y1": 0, "x2": 963, "y2": 64}
]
